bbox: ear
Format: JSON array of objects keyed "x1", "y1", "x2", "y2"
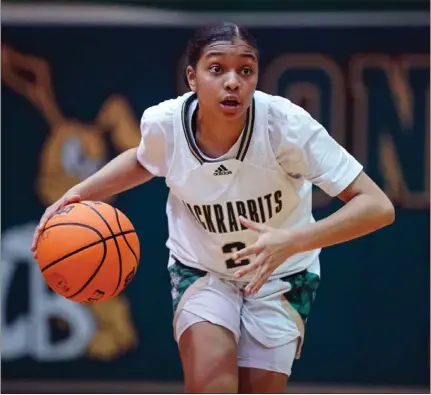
[{"x1": 185, "y1": 65, "x2": 197, "y2": 92}]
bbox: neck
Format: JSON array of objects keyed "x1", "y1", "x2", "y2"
[{"x1": 195, "y1": 110, "x2": 247, "y2": 157}]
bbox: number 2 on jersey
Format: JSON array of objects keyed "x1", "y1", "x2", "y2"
[{"x1": 222, "y1": 242, "x2": 250, "y2": 269}]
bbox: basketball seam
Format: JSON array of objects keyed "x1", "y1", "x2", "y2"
[
  {"x1": 114, "y1": 208, "x2": 139, "y2": 262},
  {"x1": 67, "y1": 229, "x2": 136, "y2": 301},
  {"x1": 67, "y1": 236, "x2": 108, "y2": 299},
  {"x1": 113, "y1": 207, "x2": 139, "y2": 297},
  {"x1": 41, "y1": 229, "x2": 135, "y2": 273},
  {"x1": 44, "y1": 222, "x2": 102, "y2": 233},
  {"x1": 41, "y1": 222, "x2": 105, "y2": 272},
  {"x1": 81, "y1": 202, "x2": 123, "y2": 297}
]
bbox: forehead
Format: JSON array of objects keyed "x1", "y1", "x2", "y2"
[{"x1": 201, "y1": 40, "x2": 257, "y2": 60}]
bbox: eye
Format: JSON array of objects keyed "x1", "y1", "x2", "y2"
[
  {"x1": 241, "y1": 66, "x2": 253, "y2": 76},
  {"x1": 209, "y1": 65, "x2": 222, "y2": 74}
]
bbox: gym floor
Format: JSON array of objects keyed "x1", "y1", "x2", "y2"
[{"x1": 2, "y1": 381, "x2": 429, "y2": 394}]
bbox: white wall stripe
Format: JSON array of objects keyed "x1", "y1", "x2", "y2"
[{"x1": 1, "y1": 4, "x2": 429, "y2": 27}]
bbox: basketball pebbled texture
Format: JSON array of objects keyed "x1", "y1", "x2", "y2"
[{"x1": 36, "y1": 200, "x2": 140, "y2": 303}]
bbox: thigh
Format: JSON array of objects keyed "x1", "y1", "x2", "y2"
[
  {"x1": 238, "y1": 368, "x2": 287, "y2": 394},
  {"x1": 169, "y1": 260, "x2": 243, "y2": 393},
  {"x1": 179, "y1": 318, "x2": 238, "y2": 393},
  {"x1": 237, "y1": 269, "x2": 320, "y2": 393},
  {"x1": 241, "y1": 269, "x2": 320, "y2": 355},
  {"x1": 170, "y1": 259, "x2": 242, "y2": 342},
  {"x1": 237, "y1": 324, "x2": 296, "y2": 393}
]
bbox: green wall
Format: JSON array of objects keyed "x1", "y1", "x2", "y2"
[{"x1": 2, "y1": 6, "x2": 429, "y2": 388}]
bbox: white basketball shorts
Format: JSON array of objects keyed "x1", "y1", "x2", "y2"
[{"x1": 168, "y1": 256, "x2": 320, "y2": 376}]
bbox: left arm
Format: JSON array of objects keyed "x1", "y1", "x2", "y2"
[
  {"x1": 233, "y1": 101, "x2": 395, "y2": 294},
  {"x1": 291, "y1": 170, "x2": 394, "y2": 253},
  {"x1": 234, "y1": 173, "x2": 395, "y2": 294},
  {"x1": 233, "y1": 173, "x2": 394, "y2": 295}
]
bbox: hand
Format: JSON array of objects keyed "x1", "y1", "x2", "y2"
[
  {"x1": 232, "y1": 216, "x2": 301, "y2": 296},
  {"x1": 31, "y1": 192, "x2": 82, "y2": 257}
]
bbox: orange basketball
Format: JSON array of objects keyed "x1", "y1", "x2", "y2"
[{"x1": 36, "y1": 200, "x2": 140, "y2": 303}]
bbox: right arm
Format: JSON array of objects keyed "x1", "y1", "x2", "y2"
[
  {"x1": 68, "y1": 147, "x2": 153, "y2": 201},
  {"x1": 65, "y1": 100, "x2": 171, "y2": 201},
  {"x1": 31, "y1": 147, "x2": 154, "y2": 252},
  {"x1": 32, "y1": 104, "x2": 170, "y2": 253}
]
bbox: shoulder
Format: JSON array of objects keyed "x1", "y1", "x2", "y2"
[
  {"x1": 256, "y1": 91, "x2": 312, "y2": 128},
  {"x1": 254, "y1": 91, "x2": 320, "y2": 148},
  {"x1": 140, "y1": 91, "x2": 193, "y2": 134},
  {"x1": 138, "y1": 93, "x2": 193, "y2": 177}
]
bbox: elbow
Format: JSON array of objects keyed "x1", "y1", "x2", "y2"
[{"x1": 377, "y1": 196, "x2": 395, "y2": 227}]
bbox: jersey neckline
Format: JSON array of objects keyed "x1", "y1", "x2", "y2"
[{"x1": 180, "y1": 93, "x2": 255, "y2": 164}]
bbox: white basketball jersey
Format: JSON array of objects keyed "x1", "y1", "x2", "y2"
[{"x1": 137, "y1": 91, "x2": 363, "y2": 281}]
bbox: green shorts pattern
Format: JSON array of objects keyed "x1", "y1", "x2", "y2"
[
  {"x1": 168, "y1": 258, "x2": 320, "y2": 323},
  {"x1": 281, "y1": 270, "x2": 320, "y2": 323},
  {"x1": 168, "y1": 258, "x2": 207, "y2": 313}
]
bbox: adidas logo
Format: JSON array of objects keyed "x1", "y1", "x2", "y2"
[{"x1": 213, "y1": 164, "x2": 232, "y2": 176}]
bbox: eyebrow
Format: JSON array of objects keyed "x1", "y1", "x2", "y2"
[{"x1": 204, "y1": 51, "x2": 257, "y2": 61}]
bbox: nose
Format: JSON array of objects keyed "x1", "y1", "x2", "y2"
[{"x1": 224, "y1": 71, "x2": 239, "y2": 91}]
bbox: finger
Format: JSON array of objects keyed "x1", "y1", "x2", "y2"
[
  {"x1": 247, "y1": 266, "x2": 272, "y2": 296},
  {"x1": 31, "y1": 225, "x2": 42, "y2": 252},
  {"x1": 38, "y1": 213, "x2": 51, "y2": 232},
  {"x1": 234, "y1": 260, "x2": 261, "y2": 279},
  {"x1": 245, "y1": 261, "x2": 268, "y2": 295},
  {"x1": 30, "y1": 193, "x2": 79, "y2": 253},
  {"x1": 234, "y1": 252, "x2": 266, "y2": 279},
  {"x1": 31, "y1": 214, "x2": 49, "y2": 252},
  {"x1": 31, "y1": 209, "x2": 53, "y2": 252},
  {"x1": 65, "y1": 193, "x2": 81, "y2": 204},
  {"x1": 244, "y1": 263, "x2": 269, "y2": 295},
  {"x1": 238, "y1": 216, "x2": 269, "y2": 233},
  {"x1": 231, "y1": 242, "x2": 262, "y2": 261}
]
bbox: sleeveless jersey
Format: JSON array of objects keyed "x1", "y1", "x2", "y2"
[{"x1": 137, "y1": 91, "x2": 363, "y2": 281}]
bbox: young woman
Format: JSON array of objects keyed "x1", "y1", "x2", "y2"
[{"x1": 31, "y1": 23, "x2": 395, "y2": 394}]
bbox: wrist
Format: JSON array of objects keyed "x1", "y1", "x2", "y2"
[
  {"x1": 286, "y1": 227, "x2": 310, "y2": 255},
  {"x1": 67, "y1": 184, "x2": 85, "y2": 199}
]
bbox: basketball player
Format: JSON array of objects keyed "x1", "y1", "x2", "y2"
[{"x1": 32, "y1": 23, "x2": 395, "y2": 394}]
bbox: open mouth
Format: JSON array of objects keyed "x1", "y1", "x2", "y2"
[{"x1": 220, "y1": 99, "x2": 240, "y2": 107}]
